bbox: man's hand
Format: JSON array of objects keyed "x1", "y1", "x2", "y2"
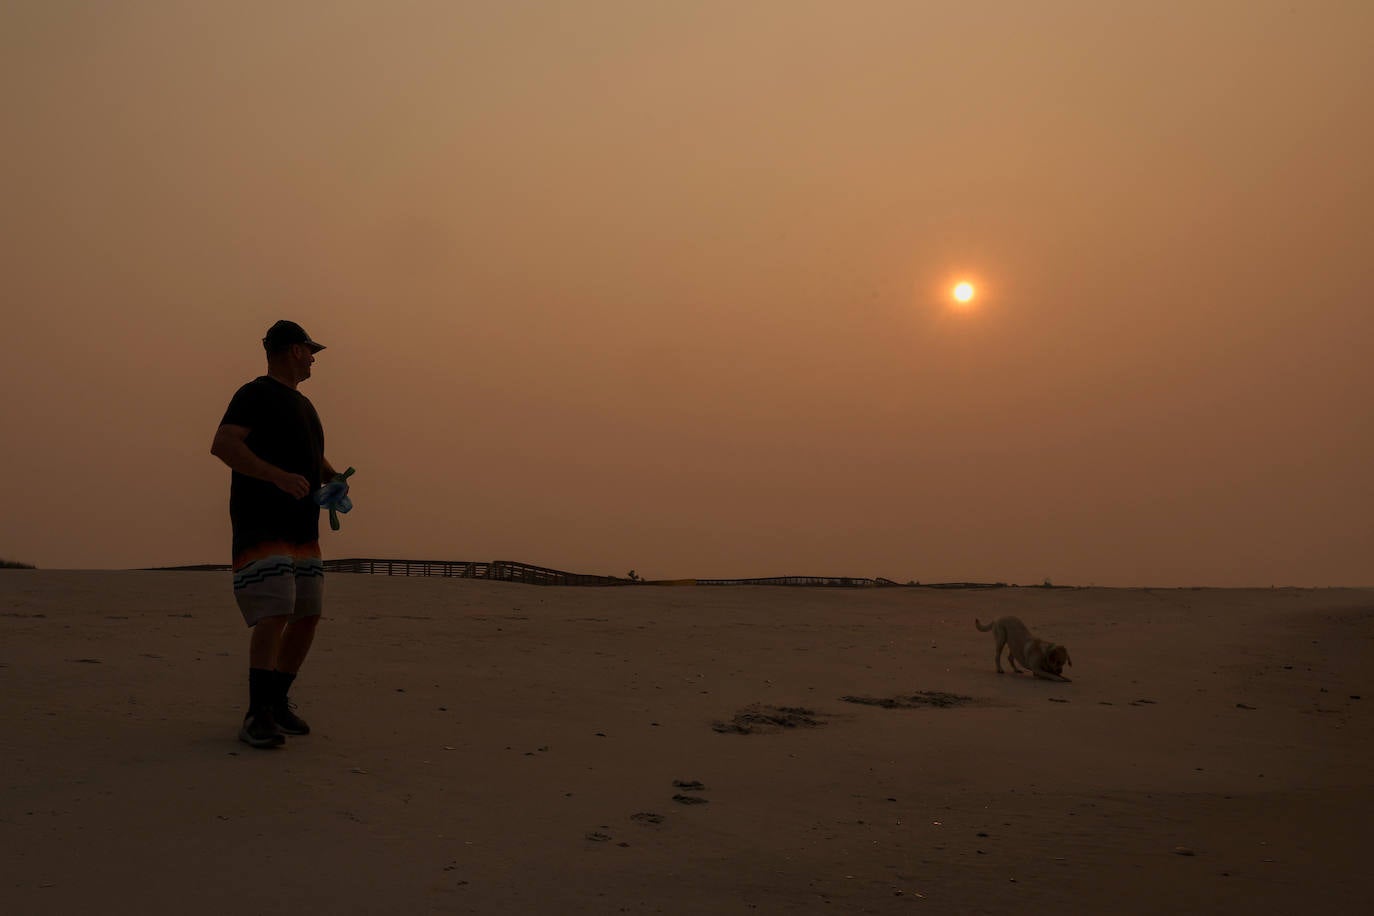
[{"x1": 273, "y1": 470, "x2": 311, "y2": 499}]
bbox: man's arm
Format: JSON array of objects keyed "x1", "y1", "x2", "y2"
[{"x1": 211, "y1": 424, "x2": 311, "y2": 499}]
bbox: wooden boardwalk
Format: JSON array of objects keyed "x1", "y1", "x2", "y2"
[{"x1": 321, "y1": 558, "x2": 627, "y2": 587}]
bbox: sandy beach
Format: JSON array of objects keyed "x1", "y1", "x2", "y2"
[{"x1": 2, "y1": 571, "x2": 1370, "y2": 914}]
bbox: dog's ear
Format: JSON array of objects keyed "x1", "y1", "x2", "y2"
[{"x1": 1063, "y1": 648, "x2": 1073, "y2": 668}]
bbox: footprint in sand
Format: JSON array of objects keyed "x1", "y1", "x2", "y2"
[{"x1": 668, "y1": 777, "x2": 710, "y2": 806}]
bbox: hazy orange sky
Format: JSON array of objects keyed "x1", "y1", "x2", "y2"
[{"x1": 3, "y1": 1, "x2": 1371, "y2": 585}]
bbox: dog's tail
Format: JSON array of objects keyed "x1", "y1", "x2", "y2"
[{"x1": 974, "y1": 618, "x2": 993, "y2": 632}]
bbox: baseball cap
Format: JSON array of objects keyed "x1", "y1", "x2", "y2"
[{"x1": 263, "y1": 320, "x2": 326, "y2": 353}]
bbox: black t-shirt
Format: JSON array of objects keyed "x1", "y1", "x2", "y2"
[{"x1": 220, "y1": 376, "x2": 325, "y2": 553}]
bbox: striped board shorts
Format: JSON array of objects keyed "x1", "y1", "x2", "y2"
[{"x1": 232, "y1": 541, "x2": 324, "y2": 627}]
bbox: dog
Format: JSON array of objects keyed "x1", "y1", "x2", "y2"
[{"x1": 974, "y1": 616, "x2": 1072, "y2": 682}]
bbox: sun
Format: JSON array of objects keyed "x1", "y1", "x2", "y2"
[{"x1": 953, "y1": 282, "x2": 975, "y2": 303}]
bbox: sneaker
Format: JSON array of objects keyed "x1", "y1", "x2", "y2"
[
  {"x1": 272, "y1": 699, "x2": 310, "y2": 736},
  {"x1": 239, "y1": 709, "x2": 286, "y2": 748}
]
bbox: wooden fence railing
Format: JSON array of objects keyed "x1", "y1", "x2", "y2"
[{"x1": 321, "y1": 558, "x2": 629, "y2": 587}]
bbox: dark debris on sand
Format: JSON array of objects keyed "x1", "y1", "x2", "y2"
[
  {"x1": 838, "y1": 691, "x2": 974, "y2": 709},
  {"x1": 712, "y1": 704, "x2": 826, "y2": 734},
  {"x1": 672, "y1": 794, "x2": 709, "y2": 805}
]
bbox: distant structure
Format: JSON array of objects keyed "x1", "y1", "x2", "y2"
[
  {"x1": 150, "y1": 558, "x2": 1009, "y2": 588},
  {"x1": 694, "y1": 575, "x2": 902, "y2": 587}
]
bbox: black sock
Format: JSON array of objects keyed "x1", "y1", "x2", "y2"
[
  {"x1": 248, "y1": 667, "x2": 275, "y2": 716},
  {"x1": 272, "y1": 670, "x2": 297, "y2": 706}
]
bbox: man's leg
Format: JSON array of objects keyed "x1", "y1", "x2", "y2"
[
  {"x1": 242, "y1": 615, "x2": 289, "y2": 748},
  {"x1": 270, "y1": 615, "x2": 320, "y2": 735},
  {"x1": 250, "y1": 615, "x2": 289, "y2": 669},
  {"x1": 275, "y1": 615, "x2": 319, "y2": 674},
  {"x1": 271, "y1": 548, "x2": 325, "y2": 734},
  {"x1": 233, "y1": 543, "x2": 307, "y2": 748}
]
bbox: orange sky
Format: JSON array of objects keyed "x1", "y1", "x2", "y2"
[{"x1": 2, "y1": 1, "x2": 1371, "y2": 585}]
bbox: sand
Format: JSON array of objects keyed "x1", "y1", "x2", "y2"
[{"x1": 2, "y1": 571, "x2": 1370, "y2": 914}]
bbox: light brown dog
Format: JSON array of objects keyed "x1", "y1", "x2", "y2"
[{"x1": 974, "y1": 616, "x2": 1072, "y2": 682}]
